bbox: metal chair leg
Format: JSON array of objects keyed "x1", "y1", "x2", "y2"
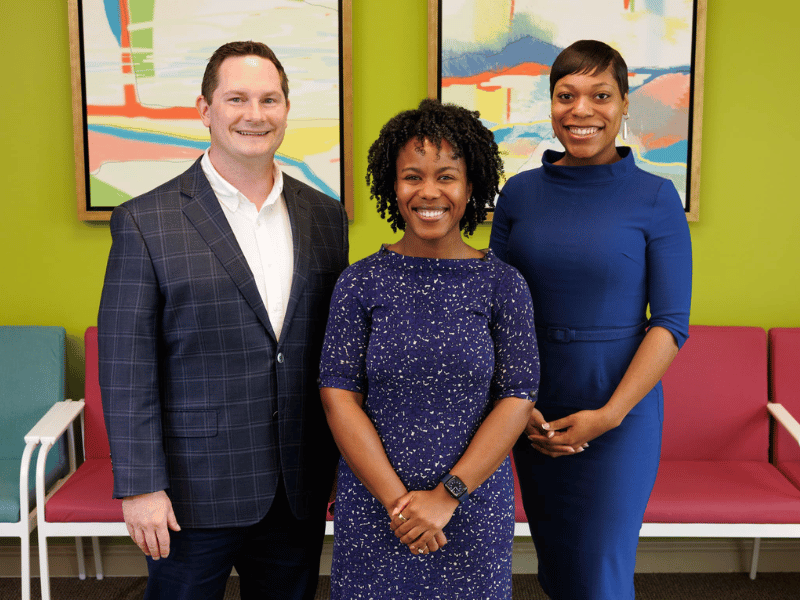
[
  {"x1": 38, "y1": 530, "x2": 52, "y2": 600},
  {"x1": 75, "y1": 536, "x2": 86, "y2": 580},
  {"x1": 21, "y1": 531, "x2": 30, "y2": 600},
  {"x1": 92, "y1": 536, "x2": 104, "y2": 579},
  {"x1": 749, "y1": 537, "x2": 761, "y2": 580}
]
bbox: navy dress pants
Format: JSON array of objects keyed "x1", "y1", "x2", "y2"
[{"x1": 143, "y1": 479, "x2": 326, "y2": 600}]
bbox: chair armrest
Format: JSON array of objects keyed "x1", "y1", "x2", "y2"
[
  {"x1": 768, "y1": 403, "x2": 800, "y2": 447},
  {"x1": 33, "y1": 400, "x2": 87, "y2": 523},
  {"x1": 19, "y1": 440, "x2": 40, "y2": 528},
  {"x1": 24, "y1": 399, "x2": 85, "y2": 445}
]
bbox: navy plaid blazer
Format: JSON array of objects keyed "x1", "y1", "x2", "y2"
[{"x1": 98, "y1": 158, "x2": 348, "y2": 527}]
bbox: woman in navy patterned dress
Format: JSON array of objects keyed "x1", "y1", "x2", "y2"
[{"x1": 319, "y1": 99, "x2": 539, "y2": 599}]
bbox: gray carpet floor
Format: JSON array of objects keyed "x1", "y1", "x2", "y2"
[{"x1": 1, "y1": 573, "x2": 799, "y2": 599}]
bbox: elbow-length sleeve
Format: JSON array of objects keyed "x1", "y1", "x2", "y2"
[
  {"x1": 646, "y1": 181, "x2": 693, "y2": 349},
  {"x1": 489, "y1": 266, "x2": 540, "y2": 402},
  {"x1": 319, "y1": 266, "x2": 371, "y2": 394}
]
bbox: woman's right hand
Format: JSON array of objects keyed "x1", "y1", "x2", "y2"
[
  {"x1": 388, "y1": 488, "x2": 454, "y2": 555},
  {"x1": 526, "y1": 406, "x2": 586, "y2": 457}
]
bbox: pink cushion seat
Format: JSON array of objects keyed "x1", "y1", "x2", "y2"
[
  {"x1": 44, "y1": 458, "x2": 123, "y2": 523},
  {"x1": 645, "y1": 461, "x2": 800, "y2": 524},
  {"x1": 777, "y1": 461, "x2": 800, "y2": 492}
]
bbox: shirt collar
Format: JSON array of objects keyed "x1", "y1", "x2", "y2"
[{"x1": 200, "y1": 149, "x2": 284, "y2": 213}]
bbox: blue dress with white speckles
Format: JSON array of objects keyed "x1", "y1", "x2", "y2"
[{"x1": 319, "y1": 246, "x2": 539, "y2": 600}]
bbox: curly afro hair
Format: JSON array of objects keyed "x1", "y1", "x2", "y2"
[{"x1": 365, "y1": 98, "x2": 503, "y2": 237}]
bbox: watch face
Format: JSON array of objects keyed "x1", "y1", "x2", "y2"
[{"x1": 445, "y1": 476, "x2": 467, "y2": 498}]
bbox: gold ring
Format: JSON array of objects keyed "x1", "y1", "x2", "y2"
[{"x1": 398, "y1": 513, "x2": 407, "y2": 522}]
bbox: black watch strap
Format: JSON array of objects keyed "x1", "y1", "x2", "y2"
[{"x1": 440, "y1": 473, "x2": 469, "y2": 503}]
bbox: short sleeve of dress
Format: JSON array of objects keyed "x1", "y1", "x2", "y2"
[
  {"x1": 646, "y1": 181, "x2": 693, "y2": 349},
  {"x1": 319, "y1": 266, "x2": 370, "y2": 394},
  {"x1": 489, "y1": 265, "x2": 540, "y2": 402}
]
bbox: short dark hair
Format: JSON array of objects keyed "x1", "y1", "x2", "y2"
[
  {"x1": 201, "y1": 41, "x2": 289, "y2": 103},
  {"x1": 550, "y1": 40, "x2": 629, "y2": 98},
  {"x1": 365, "y1": 98, "x2": 503, "y2": 237}
]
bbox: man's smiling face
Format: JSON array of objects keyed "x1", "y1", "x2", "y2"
[{"x1": 196, "y1": 54, "x2": 290, "y2": 171}]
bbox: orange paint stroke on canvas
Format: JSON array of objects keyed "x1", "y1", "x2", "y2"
[
  {"x1": 442, "y1": 63, "x2": 549, "y2": 90},
  {"x1": 88, "y1": 130, "x2": 202, "y2": 172},
  {"x1": 88, "y1": 85, "x2": 199, "y2": 119},
  {"x1": 118, "y1": 0, "x2": 131, "y2": 47}
]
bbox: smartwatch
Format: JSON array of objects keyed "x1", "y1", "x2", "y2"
[{"x1": 440, "y1": 473, "x2": 469, "y2": 503}]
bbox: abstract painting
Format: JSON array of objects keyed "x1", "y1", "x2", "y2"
[
  {"x1": 69, "y1": 0, "x2": 352, "y2": 220},
  {"x1": 429, "y1": 0, "x2": 704, "y2": 220}
]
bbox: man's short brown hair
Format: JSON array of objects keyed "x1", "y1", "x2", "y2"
[{"x1": 201, "y1": 41, "x2": 289, "y2": 103}]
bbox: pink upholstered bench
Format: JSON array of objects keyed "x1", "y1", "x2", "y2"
[
  {"x1": 768, "y1": 328, "x2": 800, "y2": 491},
  {"x1": 641, "y1": 325, "x2": 800, "y2": 579}
]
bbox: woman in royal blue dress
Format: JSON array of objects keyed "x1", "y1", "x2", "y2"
[
  {"x1": 319, "y1": 99, "x2": 539, "y2": 599},
  {"x1": 490, "y1": 41, "x2": 692, "y2": 599}
]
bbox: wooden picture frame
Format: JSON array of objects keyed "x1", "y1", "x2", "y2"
[
  {"x1": 429, "y1": 0, "x2": 705, "y2": 222},
  {"x1": 69, "y1": 0, "x2": 353, "y2": 221}
]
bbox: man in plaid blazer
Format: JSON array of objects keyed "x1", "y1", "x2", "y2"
[{"x1": 98, "y1": 41, "x2": 348, "y2": 600}]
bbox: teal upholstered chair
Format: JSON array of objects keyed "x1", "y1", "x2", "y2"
[{"x1": 0, "y1": 326, "x2": 68, "y2": 600}]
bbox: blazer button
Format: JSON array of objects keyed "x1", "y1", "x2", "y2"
[
  {"x1": 277, "y1": 352, "x2": 284, "y2": 363},
  {"x1": 273, "y1": 411, "x2": 279, "y2": 419}
]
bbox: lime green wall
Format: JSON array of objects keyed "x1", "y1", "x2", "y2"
[{"x1": 1, "y1": 1, "x2": 798, "y2": 399}]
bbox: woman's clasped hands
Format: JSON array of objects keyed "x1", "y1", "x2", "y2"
[
  {"x1": 526, "y1": 406, "x2": 620, "y2": 458},
  {"x1": 388, "y1": 487, "x2": 459, "y2": 555}
]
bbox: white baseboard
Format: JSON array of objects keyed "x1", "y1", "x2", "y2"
[
  {"x1": 1, "y1": 537, "x2": 799, "y2": 578},
  {"x1": 513, "y1": 538, "x2": 800, "y2": 574}
]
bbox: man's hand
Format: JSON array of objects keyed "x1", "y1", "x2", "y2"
[{"x1": 122, "y1": 490, "x2": 181, "y2": 559}]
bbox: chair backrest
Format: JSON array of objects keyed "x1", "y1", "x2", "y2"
[
  {"x1": 0, "y1": 326, "x2": 66, "y2": 460},
  {"x1": 769, "y1": 327, "x2": 800, "y2": 463},
  {"x1": 660, "y1": 325, "x2": 768, "y2": 461},
  {"x1": 0, "y1": 326, "x2": 68, "y2": 516},
  {"x1": 84, "y1": 327, "x2": 111, "y2": 460}
]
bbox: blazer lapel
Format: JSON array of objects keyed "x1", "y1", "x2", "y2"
[
  {"x1": 281, "y1": 175, "x2": 311, "y2": 344},
  {"x1": 179, "y1": 160, "x2": 276, "y2": 340}
]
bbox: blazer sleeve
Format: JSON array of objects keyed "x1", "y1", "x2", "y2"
[{"x1": 98, "y1": 204, "x2": 170, "y2": 498}]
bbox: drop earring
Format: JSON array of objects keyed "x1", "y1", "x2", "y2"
[{"x1": 622, "y1": 114, "x2": 629, "y2": 141}]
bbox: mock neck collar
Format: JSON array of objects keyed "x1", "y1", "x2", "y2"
[{"x1": 541, "y1": 146, "x2": 636, "y2": 185}]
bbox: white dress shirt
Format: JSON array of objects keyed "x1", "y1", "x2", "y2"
[{"x1": 201, "y1": 150, "x2": 294, "y2": 340}]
